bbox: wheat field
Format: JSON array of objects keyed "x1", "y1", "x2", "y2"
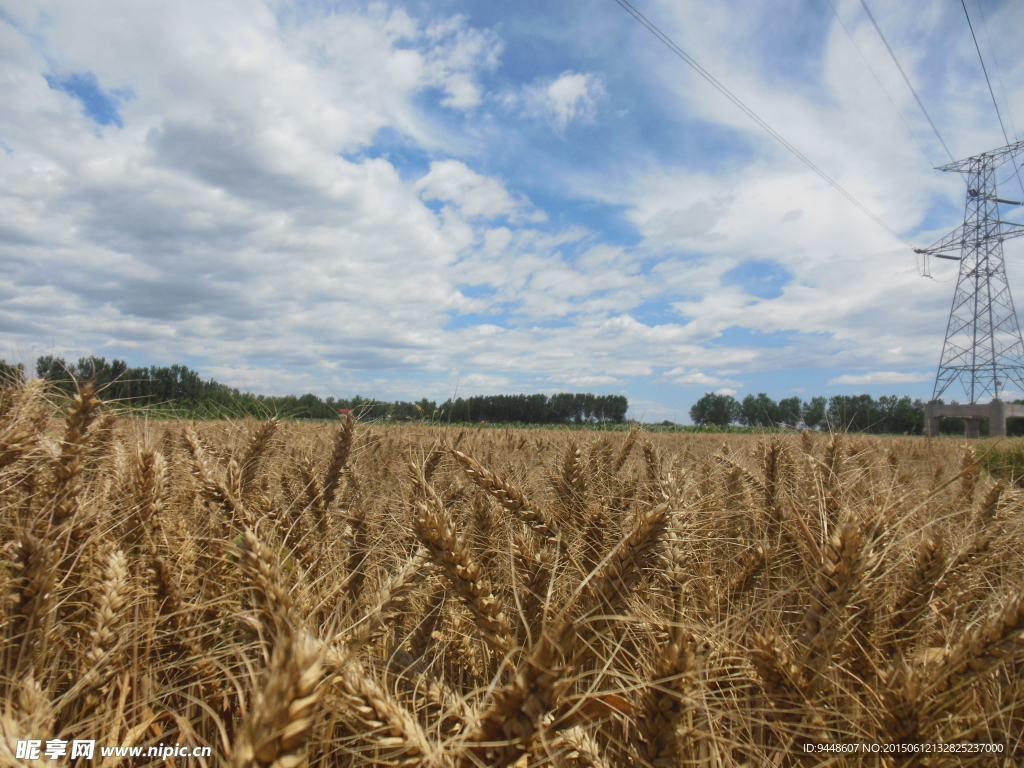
[{"x1": 1, "y1": 381, "x2": 1023, "y2": 767}]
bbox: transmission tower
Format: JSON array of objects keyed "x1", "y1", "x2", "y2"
[{"x1": 915, "y1": 140, "x2": 1024, "y2": 403}]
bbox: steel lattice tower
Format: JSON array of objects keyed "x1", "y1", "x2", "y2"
[{"x1": 915, "y1": 140, "x2": 1024, "y2": 403}]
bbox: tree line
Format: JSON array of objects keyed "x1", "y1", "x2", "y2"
[
  {"x1": 437, "y1": 393, "x2": 628, "y2": 424},
  {"x1": 689, "y1": 391, "x2": 1023, "y2": 435},
  {"x1": 3, "y1": 356, "x2": 627, "y2": 424}
]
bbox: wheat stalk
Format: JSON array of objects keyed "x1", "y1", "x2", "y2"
[
  {"x1": 124, "y1": 447, "x2": 167, "y2": 559},
  {"x1": 322, "y1": 413, "x2": 354, "y2": 508},
  {"x1": 5, "y1": 535, "x2": 57, "y2": 678},
  {"x1": 583, "y1": 499, "x2": 672, "y2": 617},
  {"x1": 554, "y1": 441, "x2": 588, "y2": 520},
  {"x1": 612, "y1": 426, "x2": 640, "y2": 474},
  {"x1": 50, "y1": 384, "x2": 102, "y2": 525},
  {"x1": 337, "y1": 547, "x2": 429, "y2": 653},
  {"x1": 334, "y1": 659, "x2": 446, "y2": 767},
  {"x1": 0, "y1": 426, "x2": 37, "y2": 471},
  {"x1": 233, "y1": 633, "x2": 322, "y2": 768},
  {"x1": 462, "y1": 624, "x2": 573, "y2": 768},
  {"x1": 890, "y1": 535, "x2": 946, "y2": 642},
  {"x1": 184, "y1": 424, "x2": 251, "y2": 528},
  {"x1": 451, "y1": 448, "x2": 561, "y2": 544},
  {"x1": 798, "y1": 520, "x2": 867, "y2": 680},
  {"x1": 553, "y1": 725, "x2": 610, "y2": 768},
  {"x1": 634, "y1": 627, "x2": 698, "y2": 766},
  {"x1": 750, "y1": 629, "x2": 808, "y2": 714},
  {"x1": 239, "y1": 418, "x2": 279, "y2": 498},
  {"x1": 72, "y1": 549, "x2": 129, "y2": 709},
  {"x1": 409, "y1": 465, "x2": 514, "y2": 654},
  {"x1": 1, "y1": 400, "x2": 1023, "y2": 765},
  {"x1": 929, "y1": 586, "x2": 1024, "y2": 703},
  {"x1": 238, "y1": 528, "x2": 296, "y2": 639}
]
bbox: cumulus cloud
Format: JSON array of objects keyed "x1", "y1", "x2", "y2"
[
  {"x1": 452, "y1": 372, "x2": 514, "y2": 393},
  {"x1": 421, "y1": 15, "x2": 503, "y2": 109},
  {"x1": 625, "y1": 398, "x2": 680, "y2": 422},
  {"x1": 829, "y1": 372, "x2": 931, "y2": 385},
  {"x1": 564, "y1": 0, "x2": 1024, "y2": 403},
  {"x1": 1, "y1": 0, "x2": 1019, "y2": 418},
  {"x1": 665, "y1": 368, "x2": 741, "y2": 387},
  {"x1": 0, "y1": 1, "x2": 489, "y2": 385},
  {"x1": 519, "y1": 71, "x2": 607, "y2": 131},
  {"x1": 546, "y1": 374, "x2": 623, "y2": 386},
  {"x1": 414, "y1": 160, "x2": 543, "y2": 222}
]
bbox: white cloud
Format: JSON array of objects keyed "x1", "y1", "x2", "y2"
[
  {"x1": 664, "y1": 367, "x2": 740, "y2": 387},
  {"x1": 626, "y1": 398, "x2": 680, "y2": 422},
  {"x1": 415, "y1": 160, "x2": 542, "y2": 222},
  {"x1": 519, "y1": 71, "x2": 606, "y2": 131},
  {"x1": 452, "y1": 372, "x2": 514, "y2": 393},
  {"x1": 0, "y1": 1, "x2": 500, "y2": 388},
  {"x1": 829, "y1": 372, "x2": 931, "y2": 385},
  {"x1": 546, "y1": 374, "x2": 623, "y2": 386},
  {"x1": 570, "y1": 4, "x2": 992, "y2": 381},
  {"x1": 1, "y1": 0, "x2": 1021, "y2": 410},
  {"x1": 422, "y1": 15, "x2": 503, "y2": 110}
]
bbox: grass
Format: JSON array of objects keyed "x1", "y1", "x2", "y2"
[
  {"x1": 978, "y1": 440, "x2": 1024, "y2": 487},
  {"x1": 1, "y1": 380, "x2": 1023, "y2": 766}
]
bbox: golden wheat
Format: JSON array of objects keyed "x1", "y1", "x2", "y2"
[{"x1": 0, "y1": 379, "x2": 1022, "y2": 766}]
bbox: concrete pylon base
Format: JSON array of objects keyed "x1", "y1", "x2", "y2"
[{"x1": 924, "y1": 399, "x2": 1024, "y2": 438}]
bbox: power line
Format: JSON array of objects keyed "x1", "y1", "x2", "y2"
[
  {"x1": 823, "y1": 0, "x2": 935, "y2": 166},
  {"x1": 960, "y1": 0, "x2": 1008, "y2": 144},
  {"x1": 974, "y1": 0, "x2": 1018, "y2": 141},
  {"x1": 960, "y1": 0, "x2": 1024, "y2": 201},
  {"x1": 610, "y1": 0, "x2": 915, "y2": 251},
  {"x1": 857, "y1": 0, "x2": 954, "y2": 163}
]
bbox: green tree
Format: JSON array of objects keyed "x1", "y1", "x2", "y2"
[
  {"x1": 605, "y1": 395, "x2": 629, "y2": 423},
  {"x1": 0, "y1": 360, "x2": 25, "y2": 384},
  {"x1": 739, "y1": 393, "x2": 779, "y2": 427},
  {"x1": 876, "y1": 395, "x2": 924, "y2": 434},
  {"x1": 802, "y1": 396, "x2": 827, "y2": 429},
  {"x1": 415, "y1": 398, "x2": 438, "y2": 419},
  {"x1": 827, "y1": 394, "x2": 877, "y2": 432},
  {"x1": 777, "y1": 396, "x2": 803, "y2": 427},
  {"x1": 689, "y1": 392, "x2": 740, "y2": 426},
  {"x1": 36, "y1": 355, "x2": 72, "y2": 390}
]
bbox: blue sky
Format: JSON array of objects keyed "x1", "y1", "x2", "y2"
[{"x1": 2, "y1": 0, "x2": 1023, "y2": 420}]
